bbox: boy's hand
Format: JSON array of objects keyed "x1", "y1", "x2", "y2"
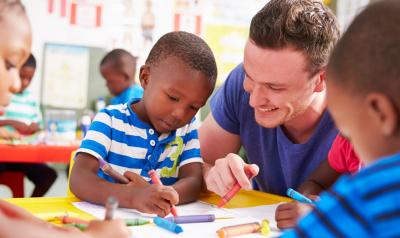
[
  {"x1": 275, "y1": 201, "x2": 314, "y2": 229},
  {"x1": 85, "y1": 219, "x2": 131, "y2": 238},
  {"x1": 124, "y1": 171, "x2": 150, "y2": 188},
  {"x1": 133, "y1": 184, "x2": 179, "y2": 217}
]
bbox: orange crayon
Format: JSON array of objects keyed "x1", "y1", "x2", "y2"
[
  {"x1": 217, "y1": 222, "x2": 261, "y2": 238},
  {"x1": 58, "y1": 215, "x2": 89, "y2": 225},
  {"x1": 217, "y1": 168, "x2": 255, "y2": 208},
  {"x1": 148, "y1": 169, "x2": 178, "y2": 216}
]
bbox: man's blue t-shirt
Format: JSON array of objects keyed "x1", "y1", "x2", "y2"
[
  {"x1": 210, "y1": 64, "x2": 338, "y2": 195},
  {"x1": 110, "y1": 84, "x2": 143, "y2": 105}
]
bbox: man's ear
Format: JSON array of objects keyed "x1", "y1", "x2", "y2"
[
  {"x1": 313, "y1": 69, "x2": 326, "y2": 93},
  {"x1": 139, "y1": 65, "x2": 150, "y2": 89},
  {"x1": 366, "y1": 93, "x2": 399, "y2": 136}
]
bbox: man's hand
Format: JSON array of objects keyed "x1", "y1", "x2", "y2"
[{"x1": 203, "y1": 153, "x2": 259, "y2": 196}]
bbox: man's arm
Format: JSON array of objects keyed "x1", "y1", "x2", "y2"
[
  {"x1": 199, "y1": 113, "x2": 241, "y2": 164},
  {"x1": 199, "y1": 113, "x2": 259, "y2": 196}
]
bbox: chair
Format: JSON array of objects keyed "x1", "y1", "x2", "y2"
[
  {"x1": 0, "y1": 171, "x2": 25, "y2": 197},
  {"x1": 66, "y1": 151, "x2": 77, "y2": 197}
]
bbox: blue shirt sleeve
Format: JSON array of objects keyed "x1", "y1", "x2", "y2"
[{"x1": 210, "y1": 64, "x2": 246, "y2": 135}]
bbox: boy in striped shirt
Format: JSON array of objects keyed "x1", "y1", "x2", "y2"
[
  {"x1": 282, "y1": 1, "x2": 400, "y2": 237},
  {"x1": 70, "y1": 31, "x2": 217, "y2": 217}
]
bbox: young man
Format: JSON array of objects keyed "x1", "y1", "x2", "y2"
[
  {"x1": 200, "y1": 0, "x2": 340, "y2": 196},
  {"x1": 282, "y1": 0, "x2": 400, "y2": 236}
]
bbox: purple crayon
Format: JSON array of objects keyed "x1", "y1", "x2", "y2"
[{"x1": 165, "y1": 214, "x2": 215, "y2": 224}]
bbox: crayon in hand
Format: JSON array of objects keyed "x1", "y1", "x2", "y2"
[
  {"x1": 217, "y1": 168, "x2": 255, "y2": 208},
  {"x1": 148, "y1": 169, "x2": 178, "y2": 216},
  {"x1": 98, "y1": 159, "x2": 130, "y2": 184},
  {"x1": 286, "y1": 188, "x2": 316, "y2": 205}
]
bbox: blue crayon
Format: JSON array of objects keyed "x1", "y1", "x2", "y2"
[
  {"x1": 153, "y1": 217, "x2": 183, "y2": 234},
  {"x1": 165, "y1": 214, "x2": 215, "y2": 224},
  {"x1": 287, "y1": 188, "x2": 316, "y2": 205}
]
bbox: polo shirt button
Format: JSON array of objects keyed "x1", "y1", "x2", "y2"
[
  {"x1": 150, "y1": 140, "x2": 156, "y2": 146},
  {"x1": 147, "y1": 155, "x2": 151, "y2": 159},
  {"x1": 149, "y1": 129, "x2": 154, "y2": 135}
]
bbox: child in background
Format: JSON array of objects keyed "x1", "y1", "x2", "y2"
[
  {"x1": 70, "y1": 31, "x2": 218, "y2": 217},
  {"x1": 275, "y1": 134, "x2": 362, "y2": 228},
  {"x1": 281, "y1": 0, "x2": 400, "y2": 236},
  {"x1": 0, "y1": 53, "x2": 57, "y2": 197},
  {"x1": 100, "y1": 49, "x2": 143, "y2": 105},
  {"x1": 0, "y1": 0, "x2": 130, "y2": 237}
]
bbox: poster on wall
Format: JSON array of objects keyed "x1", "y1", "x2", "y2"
[{"x1": 42, "y1": 43, "x2": 89, "y2": 109}]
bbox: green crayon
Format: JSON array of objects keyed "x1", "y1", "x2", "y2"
[{"x1": 125, "y1": 218, "x2": 150, "y2": 226}]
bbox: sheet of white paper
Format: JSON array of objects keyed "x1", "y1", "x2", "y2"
[
  {"x1": 130, "y1": 216, "x2": 281, "y2": 238},
  {"x1": 73, "y1": 201, "x2": 236, "y2": 219},
  {"x1": 72, "y1": 201, "x2": 282, "y2": 238},
  {"x1": 229, "y1": 203, "x2": 284, "y2": 230}
]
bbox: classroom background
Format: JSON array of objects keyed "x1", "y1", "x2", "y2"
[{"x1": 0, "y1": 0, "x2": 374, "y2": 198}]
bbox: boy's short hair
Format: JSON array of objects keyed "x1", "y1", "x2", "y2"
[
  {"x1": 327, "y1": 0, "x2": 400, "y2": 108},
  {"x1": 0, "y1": 0, "x2": 25, "y2": 18},
  {"x1": 22, "y1": 53, "x2": 36, "y2": 68},
  {"x1": 250, "y1": 0, "x2": 340, "y2": 75},
  {"x1": 145, "y1": 31, "x2": 217, "y2": 85},
  {"x1": 100, "y1": 49, "x2": 137, "y2": 80}
]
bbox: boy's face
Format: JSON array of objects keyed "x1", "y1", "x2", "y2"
[
  {"x1": 19, "y1": 66, "x2": 35, "y2": 93},
  {"x1": 139, "y1": 56, "x2": 214, "y2": 134},
  {"x1": 0, "y1": 12, "x2": 31, "y2": 114},
  {"x1": 327, "y1": 78, "x2": 382, "y2": 164},
  {"x1": 100, "y1": 64, "x2": 129, "y2": 96},
  {"x1": 243, "y1": 40, "x2": 324, "y2": 128}
]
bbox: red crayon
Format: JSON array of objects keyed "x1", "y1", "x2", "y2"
[
  {"x1": 148, "y1": 169, "x2": 178, "y2": 217},
  {"x1": 217, "y1": 168, "x2": 255, "y2": 208}
]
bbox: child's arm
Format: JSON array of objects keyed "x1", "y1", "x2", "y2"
[
  {"x1": 298, "y1": 159, "x2": 341, "y2": 195},
  {"x1": 0, "y1": 119, "x2": 39, "y2": 135},
  {"x1": 70, "y1": 153, "x2": 179, "y2": 217},
  {"x1": 172, "y1": 162, "x2": 203, "y2": 204},
  {"x1": 0, "y1": 200, "x2": 131, "y2": 238}
]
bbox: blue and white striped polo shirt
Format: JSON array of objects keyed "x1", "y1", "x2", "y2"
[
  {"x1": 281, "y1": 152, "x2": 400, "y2": 238},
  {"x1": 77, "y1": 99, "x2": 203, "y2": 185}
]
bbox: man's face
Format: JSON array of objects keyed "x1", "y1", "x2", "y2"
[
  {"x1": 243, "y1": 40, "x2": 322, "y2": 128},
  {"x1": 0, "y1": 12, "x2": 31, "y2": 114}
]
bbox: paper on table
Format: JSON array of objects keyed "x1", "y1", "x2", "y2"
[
  {"x1": 130, "y1": 216, "x2": 281, "y2": 238},
  {"x1": 229, "y1": 203, "x2": 284, "y2": 231},
  {"x1": 72, "y1": 201, "x2": 236, "y2": 220}
]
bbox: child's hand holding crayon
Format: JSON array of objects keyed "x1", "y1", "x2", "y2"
[
  {"x1": 130, "y1": 184, "x2": 179, "y2": 217},
  {"x1": 275, "y1": 194, "x2": 318, "y2": 229}
]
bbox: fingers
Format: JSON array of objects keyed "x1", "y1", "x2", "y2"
[
  {"x1": 159, "y1": 186, "x2": 179, "y2": 205},
  {"x1": 275, "y1": 202, "x2": 299, "y2": 229},
  {"x1": 124, "y1": 171, "x2": 149, "y2": 187},
  {"x1": 226, "y1": 154, "x2": 250, "y2": 188}
]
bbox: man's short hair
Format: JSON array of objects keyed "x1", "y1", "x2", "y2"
[
  {"x1": 250, "y1": 0, "x2": 340, "y2": 75},
  {"x1": 327, "y1": 0, "x2": 400, "y2": 108},
  {"x1": 145, "y1": 31, "x2": 217, "y2": 85},
  {"x1": 100, "y1": 49, "x2": 137, "y2": 80}
]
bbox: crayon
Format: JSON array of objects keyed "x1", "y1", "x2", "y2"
[
  {"x1": 64, "y1": 219, "x2": 150, "y2": 231},
  {"x1": 148, "y1": 169, "x2": 178, "y2": 216},
  {"x1": 104, "y1": 196, "x2": 118, "y2": 220},
  {"x1": 286, "y1": 188, "x2": 316, "y2": 205},
  {"x1": 99, "y1": 159, "x2": 130, "y2": 184},
  {"x1": 165, "y1": 214, "x2": 215, "y2": 224},
  {"x1": 216, "y1": 222, "x2": 261, "y2": 238},
  {"x1": 217, "y1": 168, "x2": 254, "y2": 208},
  {"x1": 153, "y1": 217, "x2": 183, "y2": 234},
  {"x1": 125, "y1": 218, "x2": 150, "y2": 226}
]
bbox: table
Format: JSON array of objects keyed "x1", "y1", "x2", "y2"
[
  {"x1": 5, "y1": 190, "x2": 291, "y2": 219},
  {"x1": 0, "y1": 144, "x2": 78, "y2": 163}
]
